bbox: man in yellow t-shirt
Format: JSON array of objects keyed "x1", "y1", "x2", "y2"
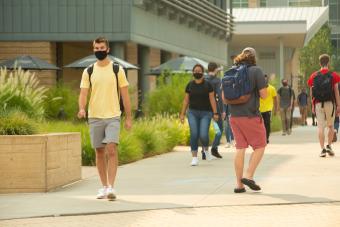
[
  {"x1": 78, "y1": 37, "x2": 132, "y2": 200},
  {"x1": 259, "y1": 74, "x2": 278, "y2": 143}
]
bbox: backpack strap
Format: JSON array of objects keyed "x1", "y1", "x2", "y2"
[
  {"x1": 113, "y1": 62, "x2": 120, "y2": 98},
  {"x1": 86, "y1": 64, "x2": 94, "y2": 88}
]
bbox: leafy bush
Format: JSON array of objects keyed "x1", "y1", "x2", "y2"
[
  {"x1": 271, "y1": 114, "x2": 282, "y2": 132},
  {"x1": 0, "y1": 109, "x2": 37, "y2": 135},
  {"x1": 0, "y1": 67, "x2": 47, "y2": 119},
  {"x1": 37, "y1": 115, "x2": 190, "y2": 166},
  {"x1": 118, "y1": 130, "x2": 144, "y2": 164},
  {"x1": 132, "y1": 121, "x2": 165, "y2": 157},
  {"x1": 43, "y1": 84, "x2": 79, "y2": 120},
  {"x1": 144, "y1": 73, "x2": 191, "y2": 116}
]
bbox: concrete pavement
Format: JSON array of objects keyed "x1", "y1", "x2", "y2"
[{"x1": 1, "y1": 122, "x2": 340, "y2": 226}]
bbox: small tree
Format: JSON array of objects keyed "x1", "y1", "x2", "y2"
[{"x1": 300, "y1": 25, "x2": 335, "y2": 84}]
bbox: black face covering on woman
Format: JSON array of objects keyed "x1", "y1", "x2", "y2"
[{"x1": 193, "y1": 73, "x2": 203, "y2": 79}]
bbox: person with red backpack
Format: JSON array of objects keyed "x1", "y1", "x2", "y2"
[{"x1": 308, "y1": 54, "x2": 340, "y2": 157}]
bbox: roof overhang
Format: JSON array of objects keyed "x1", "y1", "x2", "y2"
[{"x1": 230, "y1": 7, "x2": 329, "y2": 48}]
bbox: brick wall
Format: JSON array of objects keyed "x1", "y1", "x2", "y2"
[
  {"x1": 0, "y1": 42, "x2": 57, "y2": 87},
  {"x1": 148, "y1": 48, "x2": 161, "y2": 91},
  {"x1": 62, "y1": 42, "x2": 93, "y2": 90},
  {"x1": 126, "y1": 42, "x2": 139, "y2": 109}
]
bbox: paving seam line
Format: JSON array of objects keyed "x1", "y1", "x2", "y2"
[{"x1": 2, "y1": 200, "x2": 340, "y2": 222}]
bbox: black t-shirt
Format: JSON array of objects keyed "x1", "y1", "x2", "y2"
[{"x1": 185, "y1": 80, "x2": 213, "y2": 111}]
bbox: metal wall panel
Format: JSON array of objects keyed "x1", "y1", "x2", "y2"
[
  {"x1": 13, "y1": 0, "x2": 22, "y2": 32},
  {"x1": 67, "y1": 0, "x2": 77, "y2": 32},
  {"x1": 0, "y1": 0, "x2": 4, "y2": 32},
  {"x1": 22, "y1": 0, "x2": 31, "y2": 32},
  {"x1": 0, "y1": 0, "x2": 130, "y2": 41}
]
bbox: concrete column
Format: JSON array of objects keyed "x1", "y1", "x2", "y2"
[
  {"x1": 279, "y1": 38, "x2": 284, "y2": 80},
  {"x1": 109, "y1": 42, "x2": 125, "y2": 59},
  {"x1": 56, "y1": 42, "x2": 63, "y2": 84},
  {"x1": 138, "y1": 45, "x2": 150, "y2": 106},
  {"x1": 160, "y1": 50, "x2": 172, "y2": 64}
]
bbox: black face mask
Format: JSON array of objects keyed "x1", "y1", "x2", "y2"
[
  {"x1": 193, "y1": 73, "x2": 203, "y2": 80},
  {"x1": 95, "y1": 50, "x2": 108, "y2": 61}
]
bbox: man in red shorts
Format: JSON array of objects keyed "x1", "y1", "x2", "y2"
[
  {"x1": 223, "y1": 47, "x2": 267, "y2": 193},
  {"x1": 308, "y1": 54, "x2": 340, "y2": 157}
]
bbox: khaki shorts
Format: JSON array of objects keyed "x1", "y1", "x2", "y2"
[
  {"x1": 315, "y1": 102, "x2": 335, "y2": 128},
  {"x1": 88, "y1": 117, "x2": 121, "y2": 148}
]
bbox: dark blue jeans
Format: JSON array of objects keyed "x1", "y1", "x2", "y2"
[
  {"x1": 187, "y1": 109, "x2": 212, "y2": 152},
  {"x1": 212, "y1": 118, "x2": 223, "y2": 148},
  {"x1": 224, "y1": 115, "x2": 234, "y2": 143}
]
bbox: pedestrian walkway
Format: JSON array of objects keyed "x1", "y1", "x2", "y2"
[{"x1": 1, "y1": 121, "x2": 340, "y2": 226}]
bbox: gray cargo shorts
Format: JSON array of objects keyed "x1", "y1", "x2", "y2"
[{"x1": 88, "y1": 117, "x2": 121, "y2": 149}]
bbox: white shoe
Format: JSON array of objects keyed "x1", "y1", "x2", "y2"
[
  {"x1": 106, "y1": 187, "x2": 116, "y2": 200},
  {"x1": 190, "y1": 157, "x2": 199, "y2": 166},
  {"x1": 204, "y1": 150, "x2": 213, "y2": 161},
  {"x1": 96, "y1": 187, "x2": 107, "y2": 199},
  {"x1": 225, "y1": 143, "x2": 231, "y2": 148}
]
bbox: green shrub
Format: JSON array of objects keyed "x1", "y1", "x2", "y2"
[
  {"x1": 132, "y1": 119, "x2": 166, "y2": 157},
  {"x1": 144, "y1": 73, "x2": 191, "y2": 116},
  {"x1": 0, "y1": 67, "x2": 47, "y2": 119},
  {"x1": 118, "y1": 130, "x2": 144, "y2": 164},
  {"x1": 271, "y1": 114, "x2": 282, "y2": 132},
  {"x1": 43, "y1": 84, "x2": 79, "y2": 120},
  {"x1": 0, "y1": 109, "x2": 37, "y2": 135}
]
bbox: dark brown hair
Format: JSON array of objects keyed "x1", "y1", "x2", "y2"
[
  {"x1": 319, "y1": 54, "x2": 330, "y2": 67},
  {"x1": 234, "y1": 52, "x2": 256, "y2": 65},
  {"x1": 192, "y1": 64, "x2": 204, "y2": 73},
  {"x1": 208, "y1": 62, "x2": 218, "y2": 72},
  {"x1": 93, "y1": 36, "x2": 109, "y2": 48}
]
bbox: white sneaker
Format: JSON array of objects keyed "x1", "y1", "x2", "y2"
[
  {"x1": 190, "y1": 157, "x2": 199, "y2": 166},
  {"x1": 96, "y1": 187, "x2": 107, "y2": 199},
  {"x1": 225, "y1": 143, "x2": 231, "y2": 148},
  {"x1": 106, "y1": 187, "x2": 116, "y2": 200},
  {"x1": 204, "y1": 150, "x2": 213, "y2": 161}
]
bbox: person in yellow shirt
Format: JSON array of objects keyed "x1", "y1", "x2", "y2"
[
  {"x1": 259, "y1": 74, "x2": 278, "y2": 143},
  {"x1": 78, "y1": 37, "x2": 132, "y2": 200}
]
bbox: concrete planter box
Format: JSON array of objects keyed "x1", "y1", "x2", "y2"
[{"x1": 0, "y1": 133, "x2": 81, "y2": 193}]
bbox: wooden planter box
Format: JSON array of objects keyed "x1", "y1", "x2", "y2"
[{"x1": 0, "y1": 133, "x2": 81, "y2": 193}]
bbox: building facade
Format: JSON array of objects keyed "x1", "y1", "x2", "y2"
[
  {"x1": 228, "y1": 0, "x2": 329, "y2": 92},
  {"x1": 0, "y1": 0, "x2": 232, "y2": 107},
  {"x1": 231, "y1": 0, "x2": 340, "y2": 71}
]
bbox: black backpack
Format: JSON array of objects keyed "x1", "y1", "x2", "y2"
[
  {"x1": 312, "y1": 71, "x2": 333, "y2": 103},
  {"x1": 87, "y1": 62, "x2": 124, "y2": 113}
]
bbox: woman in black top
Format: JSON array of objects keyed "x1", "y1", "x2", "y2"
[{"x1": 180, "y1": 64, "x2": 218, "y2": 166}]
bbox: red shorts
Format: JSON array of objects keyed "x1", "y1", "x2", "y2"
[{"x1": 230, "y1": 116, "x2": 267, "y2": 150}]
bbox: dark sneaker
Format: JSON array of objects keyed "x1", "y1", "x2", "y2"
[
  {"x1": 211, "y1": 147, "x2": 222, "y2": 158},
  {"x1": 320, "y1": 149, "x2": 327, "y2": 157},
  {"x1": 234, "y1": 188, "x2": 246, "y2": 193},
  {"x1": 201, "y1": 150, "x2": 206, "y2": 160},
  {"x1": 326, "y1": 145, "x2": 335, "y2": 156}
]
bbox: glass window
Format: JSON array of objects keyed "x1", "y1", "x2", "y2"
[
  {"x1": 288, "y1": 0, "x2": 322, "y2": 7},
  {"x1": 260, "y1": 0, "x2": 267, "y2": 7},
  {"x1": 232, "y1": 0, "x2": 248, "y2": 8}
]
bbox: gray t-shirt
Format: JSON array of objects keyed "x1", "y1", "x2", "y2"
[
  {"x1": 206, "y1": 75, "x2": 223, "y2": 114},
  {"x1": 278, "y1": 86, "x2": 295, "y2": 108},
  {"x1": 229, "y1": 66, "x2": 267, "y2": 117}
]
